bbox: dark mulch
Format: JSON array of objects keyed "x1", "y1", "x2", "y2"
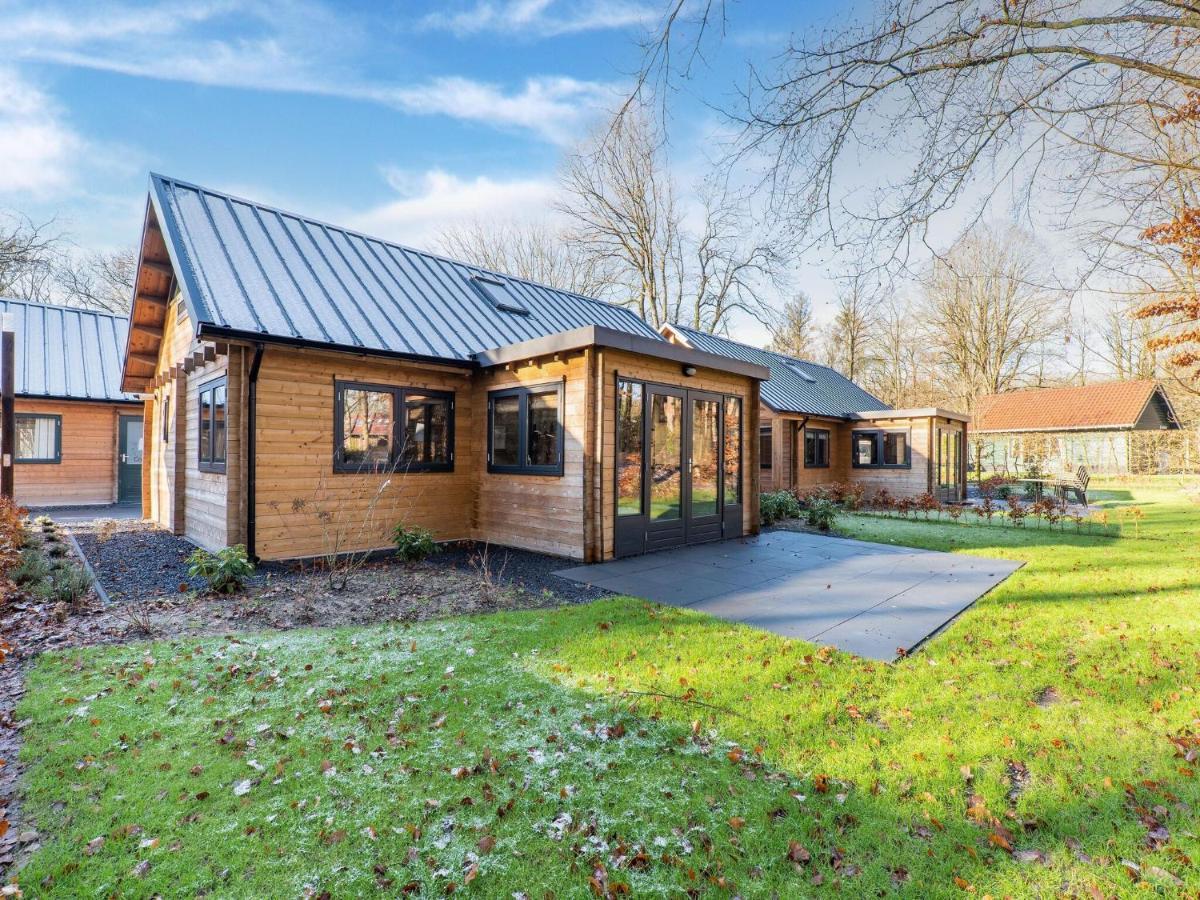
[{"x1": 72, "y1": 521, "x2": 217, "y2": 601}]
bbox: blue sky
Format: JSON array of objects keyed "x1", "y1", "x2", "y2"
[{"x1": 0, "y1": 0, "x2": 871, "y2": 344}]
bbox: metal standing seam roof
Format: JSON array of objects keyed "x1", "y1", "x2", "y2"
[
  {"x1": 665, "y1": 323, "x2": 889, "y2": 418},
  {"x1": 0, "y1": 297, "x2": 139, "y2": 402},
  {"x1": 148, "y1": 173, "x2": 662, "y2": 362}
]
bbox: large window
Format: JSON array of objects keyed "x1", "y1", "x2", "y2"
[
  {"x1": 198, "y1": 378, "x2": 226, "y2": 473},
  {"x1": 759, "y1": 424, "x2": 773, "y2": 470},
  {"x1": 851, "y1": 429, "x2": 910, "y2": 468},
  {"x1": 487, "y1": 383, "x2": 563, "y2": 475},
  {"x1": 15, "y1": 414, "x2": 61, "y2": 463},
  {"x1": 804, "y1": 427, "x2": 830, "y2": 468},
  {"x1": 617, "y1": 380, "x2": 644, "y2": 516},
  {"x1": 334, "y1": 381, "x2": 454, "y2": 473}
]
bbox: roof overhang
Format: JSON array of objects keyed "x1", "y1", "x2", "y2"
[
  {"x1": 475, "y1": 325, "x2": 771, "y2": 380},
  {"x1": 196, "y1": 324, "x2": 477, "y2": 371},
  {"x1": 851, "y1": 407, "x2": 971, "y2": 423}
]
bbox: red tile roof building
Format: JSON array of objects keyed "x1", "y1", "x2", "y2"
[{"x1": 973, "y1": 380, "x2": 1178, "y2": 433}]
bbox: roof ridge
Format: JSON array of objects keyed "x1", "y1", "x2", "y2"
[
  {"x1": 151, "y1": 172, "x2": 639, "y2": 320},
  {"x1": 0, "y1": 296, "x2": 129, "y2": 321}
]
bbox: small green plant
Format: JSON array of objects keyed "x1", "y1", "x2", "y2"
[
  {"x1": 33, "y1": 514, "x2": 54, "y2": 530},
  {"x1": 805, "y1": 498, "x2": 839, "y2": 531},
  {"x1": 393, "y1": 524, "x2": 439, "y2": 562},
  {"x1": 187, "y1": 545, "x2": 254, "y2": 594},
  {"x1": 12, "y1": 548, "x2": 51, "y2": 586},
  {"x1": 37, "y1": 565, "x2": 93, "y2": 604},
  {"x1": 759, "y1": 490, "x2": 801, "y2": 525}
]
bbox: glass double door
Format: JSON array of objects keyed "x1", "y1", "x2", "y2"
[
  {"x1": 616, "y1": 382, "x2": 740, "y2": 556},
  {"x1": 937, "y1": 428, "x2": 963, "y2": 503}
]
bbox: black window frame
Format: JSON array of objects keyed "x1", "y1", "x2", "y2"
[
  {"x1": 333, "y1": 379, "x2": 455, "y2": 474},
  {"x1": 487, "y1": 381, "x2": 565, "y2": 476},
  {"x1": 14, "y1": 413, "x2": 62, "y2": 464},
  {"x1": 759, "y1": 424, "x2": 773, "y2": 470},
  {"x1": 851, "y1": 428, "x2": 912, "y2": 469},
  {"x1": 804, "y1": 426, "x2": 830, "y2": 469},
  {"x1": 161, "y1": 393, "x2": 171, "y2": 444},
  {"x1": 198, "y1": 376, "x2": 227, "y2": 474}
]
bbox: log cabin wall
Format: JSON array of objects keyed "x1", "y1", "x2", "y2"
[
  {"x1": 473, "y1": 353, "x2": 588, "y2": 559},
  {"x1": 147, "y1": 296, "x2": 195, "y2": 535},
  {"x1": 597, "y1": 350, "x2": 757, "y2": 561},
  {"x1": 12, "y1": 398, "x2": 137, "y2": 507},
  {"x1": 845, "y1": 414, "x2": 935, "y2": 497},
  {"x1": 252, "y1": 348, "x2": 476, "y2": 562}
]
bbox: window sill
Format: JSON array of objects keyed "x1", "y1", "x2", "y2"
[
  {"x1": 198, "y1": 463, "x2": 227, "y2": 475},
  {"x1": 487, "y1": 465, "x2": 564, "y2": 477}
]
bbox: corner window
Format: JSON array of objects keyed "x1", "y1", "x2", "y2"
[
  {"x1": 488, "y1": 383, "x2": 564, "y2": 475},
  {"x1": 15, "y1": 414, "x2": 61, "y2": 463},
  {"x1": 851, "y1": 429, "x2": 911, "y2": 468},
  {"x1": 198, "y1": 377, "x2": 226, "y2": 473},
  {"x1": 334, "y1": 381, "x2": 454, "y2": 473},
  {"x1": 759, "y1": 424, "x2": 773, "y2": 470},
  {"x1": 804, "y1": 427, "x2": 830, "y2": 468}
]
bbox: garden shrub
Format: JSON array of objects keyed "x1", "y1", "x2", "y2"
[
  {"x1": 805, "y1": 498, "x2": 839, "y2": 531},
  {"x1": 759, "y1": 490, "x2": 801, "y2": 525},
  {"x1": 393, "y1": 524, "x2": 439, "y2": 562},
  {"x1": 12, "y1": 548, "x2": 51, "y2": 586},
  {"x1": 38, "y1": 565, "x2": 93, "y2": 604},
  {"x1": 187, "y1": 545, "x2": 254, "y2": 594}
]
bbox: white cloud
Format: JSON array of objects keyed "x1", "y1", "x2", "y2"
[
  {"x1": 349, "y1": 168, "x2": 560, "y2": 247},
  {"x1": 420, "y1": 0, "x2": 655, "y2": 37},
  {"x1": 0, "y1": 1, "x2": 621, "y2": 145},
  {"x1": 372, "y1": 76, "x2": 615, "y2": 145},
  {"x1": 0, "y1": 68, "x2": 84, "y2": 196}
]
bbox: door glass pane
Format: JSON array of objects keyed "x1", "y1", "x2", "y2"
[
  {"x1": 490, "y1": 395, "x2": 520, "y2": 466},
  {"x1": 341, "y1": 387, "x2": 392, "y2": 468},
  {"x1": 691, "y1": 398, "x2": 719, "y2": 517},
  {"x1": 527, "y1": 390, "x2": 560, "y2": 467},
  {"x1": 649, "y1": 393, "x2": 682, "y2": 520},
  {"x1": 723, "y1": 397, "x2": 740, "y2": 505},
  {"x1": 617, "y1": 380, "x2": 643, "y2": 516},
  {"x1": 125, "y1": 419, "x2": 144, "y2": 465}
]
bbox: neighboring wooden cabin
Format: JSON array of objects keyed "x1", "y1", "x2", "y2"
[
  {"x1": 0, "y1": 298, "x2": 144, "y2": 508},
  {"x1": 121, "y1": 175, "x2": 769, "y2": 562},
  {"x1": 661, "y1": 325, "x2": 970, "y2": 503},
  {"x1": 972, "y1": 380, "x2": 1184, "y2": 475}
]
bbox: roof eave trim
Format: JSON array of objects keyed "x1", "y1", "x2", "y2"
[
  {"x1": 14, "y1": 392, "x2": 144, "y2": 406},
  {"x1": 475, "y1": 325, "x2": 771, "y2": 380},
  {"x1": 196, "y1": 324, "x2": 478, "y2": 370},
  {"x1": 972, "y1": 423, "x2": 1140, "y2": 434},
  {"x1": 851, "y1": 407, "x2": 970, "y2": 422}
]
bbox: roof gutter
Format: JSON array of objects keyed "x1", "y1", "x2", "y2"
[
  {"x1": 246, "y1": 342, "x2": 264, "y2": 563},
  {"x1": 196, "y1": 324, "x2": 478, "y2": 371}
]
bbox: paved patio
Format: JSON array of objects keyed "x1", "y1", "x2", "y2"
[{"x1": 556, "y1": 530, "x2": 1023, "y2": 660}]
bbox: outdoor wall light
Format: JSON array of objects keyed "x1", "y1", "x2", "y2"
[{"x1": 682, "y1": 365, "x2": 697, "y2": 377}]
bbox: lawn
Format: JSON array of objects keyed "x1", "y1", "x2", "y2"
[{"x1": 14, "y1": 481, "x2": 1200, "y2": 896}]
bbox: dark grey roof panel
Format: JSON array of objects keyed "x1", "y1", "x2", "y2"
[
  {"x1": 668, "y1": 323, "x2": 888, "y2": 418},
  {"x1": 0, "y1": 298, "x2": 139, "y2": 402},
  {"x1": 151, "y1": 174, "x2": 661, "y2": 360}
]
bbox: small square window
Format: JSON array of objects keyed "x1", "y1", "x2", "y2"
[
  {"x1": 488, "y1": 383, "x2": 564, "y2": 475},
  {"x1": 333, "y1": 382, "x2": 454, "y2": 473},
  {"x1": 852, "y1": 429, "x2": 910, "y2": 469},
  {"x1": 15, "y1": 414, "x2": 61, "y2": 463}
]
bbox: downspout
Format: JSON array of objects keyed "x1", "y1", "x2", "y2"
[{"x1": 246, "y1": 343, "x2": 264, "y2": 562}]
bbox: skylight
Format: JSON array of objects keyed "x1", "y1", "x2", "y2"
[
  {"x1": 471, "y1": 275, "x2": 529, "y2": 315},
  {"x1": 784, "y1": 361, "x2": 817, "y2": 383}
]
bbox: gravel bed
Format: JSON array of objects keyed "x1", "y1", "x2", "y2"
[{"x1": 68, "y1": 519, "x2": 607, "y2": 605}]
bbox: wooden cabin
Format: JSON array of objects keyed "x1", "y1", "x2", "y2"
[
  {"x1": 120, "y1": 175, "x2": 770, "y2": 562},
  {"x1": 1, "y1": 298, "x2": 144, "y2": 508},
  {"x1": 661, "y1": 325, "x2": 970, "y2": 503}
]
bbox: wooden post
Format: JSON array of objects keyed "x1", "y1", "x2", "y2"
[{"x1": 1, "y1": 315, "x2": 14, "y2": 500}]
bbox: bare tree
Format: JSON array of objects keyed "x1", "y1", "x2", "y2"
[
  {"x1": 918, "y1": 223, "x2": 1063, "y2": 411},
  {"x1": 822, "y1": 272, "x2": 880, "y2": 382},
  {"x1": 437, "y1": 219, "x2": 614, "y2": 300},
  {"x1": 0, "y1": 213, "x2": 59, "y2": 302},
  {"x1": 768, "y1": 292, "x2": 817, "y2": 359},
  {"x1": 55, "y1": 248, "x2": 137, "y2": 313},
  {"x1": 558, "y1": 105, "x2": 778, "y2": 331}
]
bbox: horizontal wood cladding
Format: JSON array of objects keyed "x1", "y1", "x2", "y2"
[
  {"x1": 12, "y1": 399, "x2": 134, "y2": 507},
  {"x1": 847, "y1": 416, "x2": 933, "y2": 497},
  {"x1": 762, "y1": 413, "x2": 853, "y2": 493},
  {"x1": 253, "y1": 350, "x2": 475, "y2": 561},
  {"x1": 599, "y1": 350, "x2": 757, "y2": 560},
  {"x1": 473, "y1": 355, "x2": 587, "y2": 559}
]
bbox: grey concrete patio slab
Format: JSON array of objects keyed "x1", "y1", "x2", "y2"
[{"x1": 555, "y1": 531, "x2": 1023, "y2": 660}]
